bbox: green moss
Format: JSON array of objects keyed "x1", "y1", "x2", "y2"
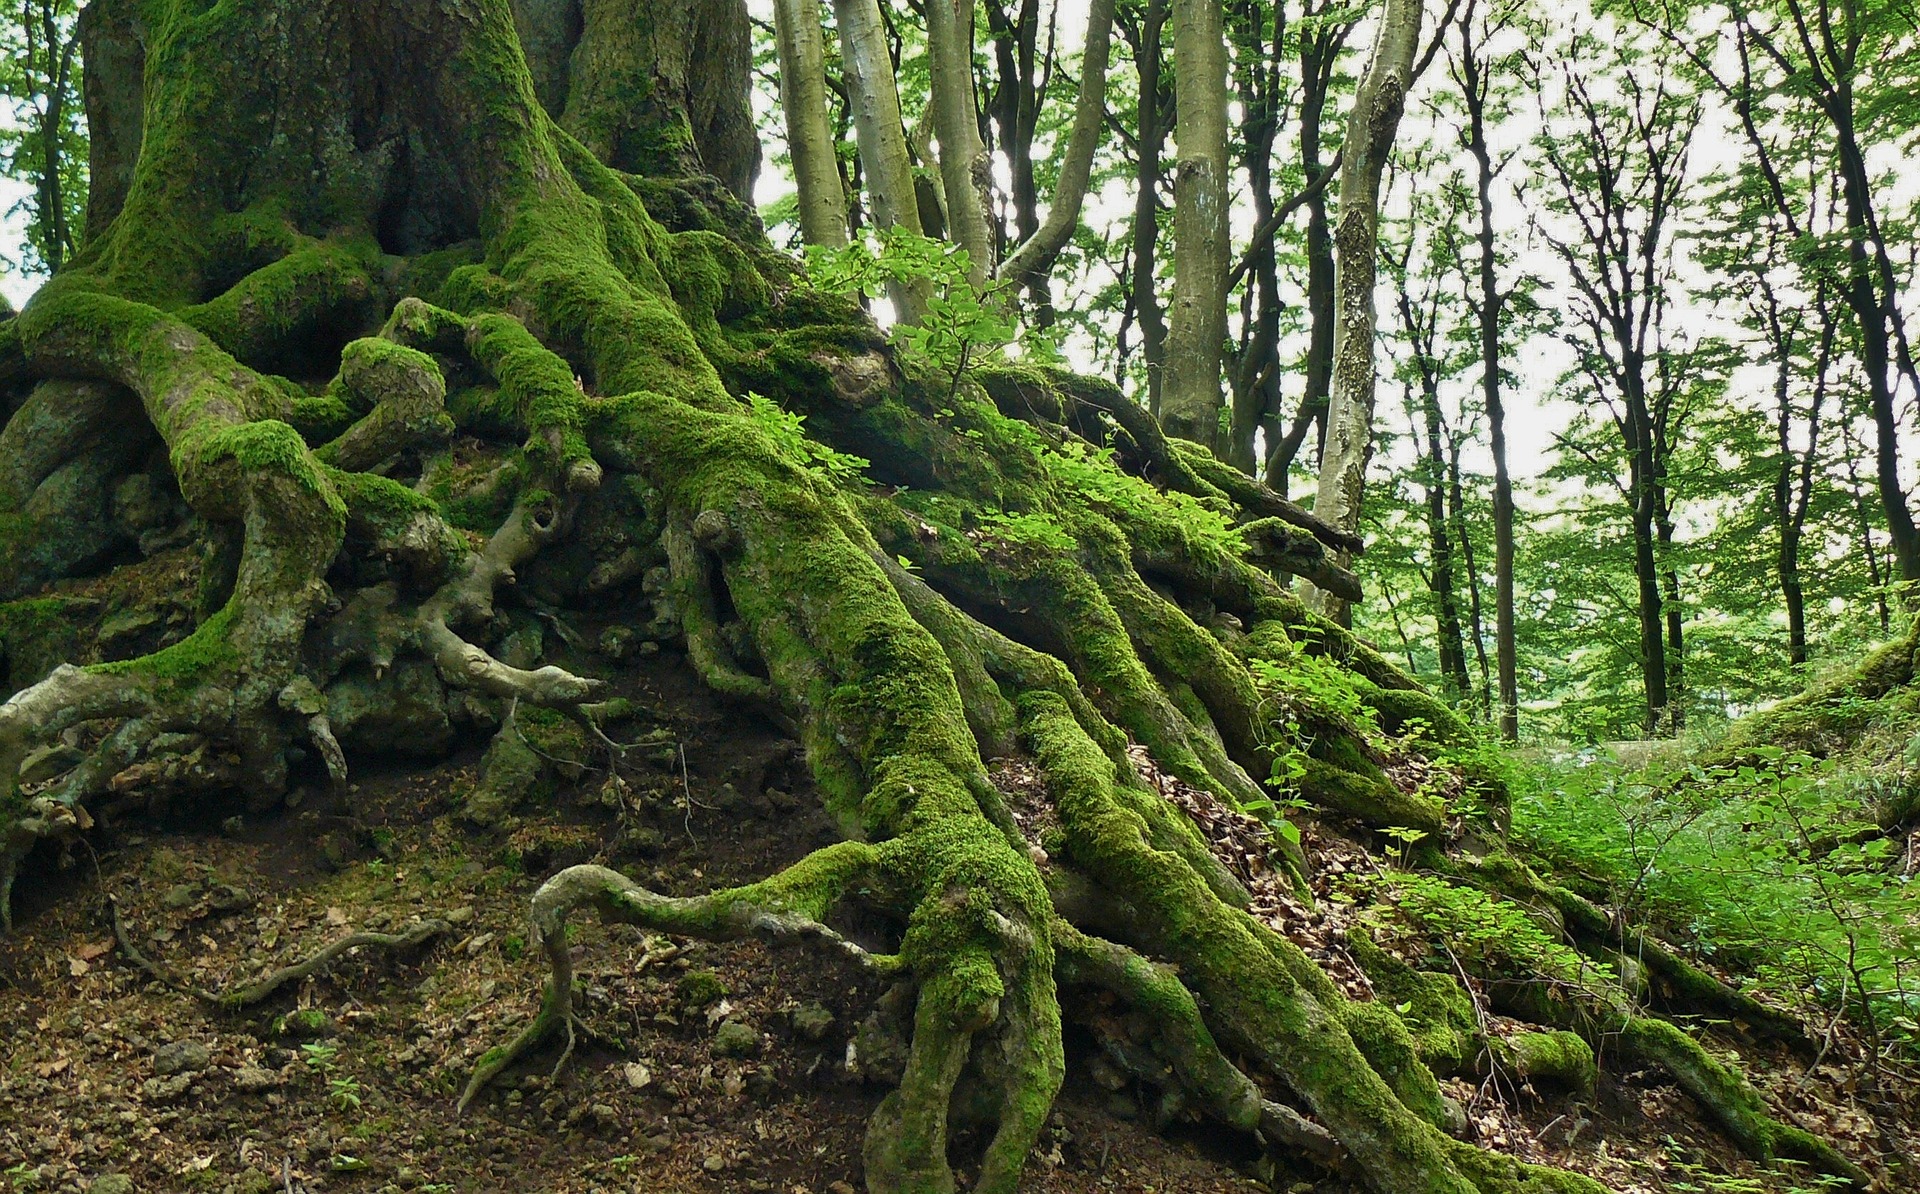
[
  {"x1": 90, "y1": 605, "x2": 238, "y2": 684},
  {"x1": 1347, "y1": 930, "x2": 1480, "y2": 1076},
  {"x1": 676, "y1": 968, "x2": 727, "y2": 1009},
  {"x1": 1492, "y1": 1030, "x2": 1595, "y2": 1094}
]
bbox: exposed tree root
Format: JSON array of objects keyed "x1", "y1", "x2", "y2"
[{"x1": 110, "y1": 892, "x2": 452, "y2": 1009}]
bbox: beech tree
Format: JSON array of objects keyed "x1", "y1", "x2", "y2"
[{"x1": 0, "y1": 4, "x2": 1887, "y2": 1192}]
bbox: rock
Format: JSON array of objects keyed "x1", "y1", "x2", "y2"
[
  {"x1": 828, "y1": 1182, "x2": 858, "y2": 1194},
  {"x1": 445, "y1": 906, "x2": 476, "y2": 926},
  {"x1": 161, "y1": 883, "x2": 200, "y2": 910},
  {"x1": 701, "y1": 1154, "x2": 727, "y2": 1173},
  {"x1": 598, "y1": 625, "x2": 638, "y2": 660},
  {"x1": 86, "y1": 1176, "x2": 136, "y2": 1194},
  {"x1": 274, "y1": 1009, "x2": 334, "y2": 1040},
  {"x1": 96, "y1": 608, "x2": 161, "y2": 651},
  {"x1": 152, "y1": 1040, "x2": 211, "y2": 1075},
  {"x1": 464, "y1": 719, "x2": 543, "y2": 827},
  {"x1": 790, "y1": 1002, "x2": 835, "y2": 1042},
  {"x1": 140, "y1": 1073, "x2": 192, "y2": 1102},
  {"x1": 324, "y1": 658, "x2": 455, "y2": 758},
  {"x1": 231, "y1": 1065, "x2": 280, "y2": 1093},
  {"x1": 112, "y1": 472, "x2": 173, "y2": 536},
  {"x1": 621, "y1": 1061, "x2": 652, "y2": 1090},
  {"x1": 497, "y1": 622, "x2": 544, "y2": 670},
  {"x1": 676, "y1": 969, "x2": 726, "y2": 1009},
  {"x1": 711, "y1": 1020, "x2": 759, "y2": 1058}
]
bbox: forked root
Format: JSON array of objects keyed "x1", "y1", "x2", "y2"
[{"x1": 460, "y1": 847, "x2": 894, "y2": 1111}]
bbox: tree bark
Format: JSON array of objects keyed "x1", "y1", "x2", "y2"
[
  {"x1": 1158, "y1": 0, "x2": 1231, "y2": 451},
  {"x1": 1125, "y1": 0, "x2": 1172, "y2": 414},
  {"x1": 772, "y1": 0, "x2": 850, "y2": 248},
  {"x1": 1307, "y1": 0, "x2": 1424, "y2": 621},
  {"x1": 924, "y1": 0, "x2": 997, "y2": 287},
  {"x1": 832, "y1": 0, "x2": 929, "y2": 322},
  {"x1": 998, "y1": 0, "x2": 1117, "y2": 297}
]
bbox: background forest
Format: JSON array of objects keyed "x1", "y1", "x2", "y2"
[{"x1": 675, "y1": 0, "x2": 1920, "y2": 745}]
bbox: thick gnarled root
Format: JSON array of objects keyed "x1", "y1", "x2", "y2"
[{"x1": 467, "y1": 849, "x2": 1063, "y2": 1194}]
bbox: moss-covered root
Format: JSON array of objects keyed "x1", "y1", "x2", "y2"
[
  {"x1": 1616, "y1": 1018, "x2": 1868, "y2": 1187},
  {"x1": 461, "y1": 848, "x2": 895, "y2": 1111},
  {"x1": 1022, "y1": 690, "x2": 1605, "y2": 1194},
  {"x1": 1053, "y1": 922, "x2": 1350, "y2": 1174},
  {"x1": 476, "y1": 851, "x2": 1064, "y2": 1194}
]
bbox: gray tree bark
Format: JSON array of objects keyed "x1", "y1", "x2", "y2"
[
  {"x1": 1158, "y1": 0, "x2": 1231, "y2": 453},
  {"x1": 772, "y1": 0, "x2": 849, "y2": 248},
  {"x1": 1306, "y1": 0, "x2": 1424, "y2": 621}
]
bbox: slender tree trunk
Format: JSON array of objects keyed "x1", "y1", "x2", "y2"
[
  {"x1": 925, "y1": 0, "x2": 997, "y2": 287},
  {"x1": 1834, "y1": 121, "x2": 1920, "y2": 586},
  {"x1": 1463, "y1": 57, "x2": 1517, "y2": 740},
  {"x1": 833, "y1": 0, "x2": 928, "y2": 322},
  {"x1": 1420, "y1": 385, "x2": 1470, "y2": 699},
  {"x1": 1128, "y1": 0, "x2": 1172, "y2": 414},
  {"x1": 998, "y1": 0, "x2": 1117, "y2": 296},
  {"x1": 1307, "y1": 0, "x2": 1423, "y2": 620},
  {"x1": 773, "y1": 0, "x2": 849, "y2": 248},
  {"x1": 1449, "y1": 441, "x2": 1495, "y2": 716},
  {"x1": 1626, "y1": 386, "x2": 1669, "y2": 735},
  {"x1": 1159, "y1": 0, "x2": 1231, "y2": 451},
  {"x1": 1263, "y1": 29, "x2": 1339, "y2": 491}
]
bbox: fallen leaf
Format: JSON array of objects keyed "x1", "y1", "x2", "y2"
[
  {"x1": 623, "y1": 1062, "x2": 652, "y2": 1089},
  {"x1": 326, "y1": 906, "x2": 348, "y2": 926},
  {"x1": 68, "y1": 956, "x2": 90, "y2": 977},
  {"x1": 75, "y1": 940, "x2": 112, "y2": 961}
]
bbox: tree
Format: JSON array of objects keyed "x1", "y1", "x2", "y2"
[
  {"x1": 1636, "y1": 0, "x2": 1920, "y2": 587},
  {"x1": 0, "y1": 0, "x2": 83, "y2": 275},
  {"x1": 834, "y1": 0, "x2": 929, "y2": 320},
  {"x1": 0, "y1": 4, "x2": 1871, "y2": 1191},
  {"x1": 1531, "y1": 29, "x2": 1704, "y2": 735},
  {"x1": 1307, "y1": 0, "x2": 1427, "y2": 621},
  {"x1": 1447, "y1": 0, "x2": 1524, "y2": 739},
  {"x1": 772, "y1": 0, "x2": 850, "y2": 248},
  {"x1": 1159, "y1": 0, "x2": 1232, "y2": 452},
  {"x1": 923, "y1": 0, "x2": 995, "y2": 286}
]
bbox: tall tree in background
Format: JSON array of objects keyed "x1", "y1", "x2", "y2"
[
  {"x1": 1120, "y1": 0, "x2": 1174, "y2": 412},
  {"x1": 1309, "y1": 0, "x2": 1426, "y2": 621},
  {"x1": 1709, "y1": 0, "x2": 1920, "y2": 586},
  {"x1": 833, "y1": 0, "x2": 929, "y2": 321},
  {"x1": 772, "y1": 0, "x2": 849, "y2": 248},
  {"x1": 1159, "y1": 0, "x2": 1231, "y2": 451},
  {"x1": 924, "y1": 0, "x2": 996, "y2": 285},
  {"x1": 1533, "y1": 32, "x2": 1703, "y2": 734},
  {"x1": 1448, "y1": 0, "x2": 1523, "y2": 738},
  {"x1": 1263, "y1": 0, "x2": 1358, "y2": 490},
  {"x1": 0, "y1": 0, "x2": 83, "y2": 275}
]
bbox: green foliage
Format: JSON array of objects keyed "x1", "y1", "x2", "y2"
[
  {"x1": 0, "y1": 0, "x2": 85, "y2": 276},
  {"x1": 742, "y1": 391, "x2": 871, "y2": 484},
  {"x1": 1385, "y1": 872, "x2": 1613, "y2": 989},
  {"x1": 806, "y1": 228, "x2": 1017, "y2": 375},
  {"x1": 1515, "y1": 745, "x2": 1920, "y2": 1048}
]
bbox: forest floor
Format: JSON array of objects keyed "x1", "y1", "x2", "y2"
[{"x1": 0, "y1": 645, "x2": 1907, "y2": 1194}]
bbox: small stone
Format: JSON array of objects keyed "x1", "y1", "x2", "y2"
[
  {"x1": 86, "y1": 1176, "x2": 136, "y2": 1194},
  {"x1": 152, "y1": 1040, "x2": 211, "y2": 1075},
  {"x1": 221, "y1": 815, "x2": 245, "y2": 836},
  {"x1": 590, "y1": 1103, "x2": 619, "y2": 1127},
  {"x1": 444, "y1": 906, "x2": 476, "y2": 926},
  {"x1": 275, "y1": 1009, "x2": 334, "y2": 1040},
  {"x1": 789, "y1": 1002, "x2": 835, "y2": 1042},
  {"x1": 161, "y1": 883, "x2": 200, "y2": 910},
  {"x1": 712, "y1": 1020, "x2": 759, "y2": 1058},
  {"x1": 829, "y1": 1182, "x2": 858, "y2": 1194},
  {"x1": 140, "y1": 1073, "x2": 192, "y2": 1103},
  {"x1": 231, "y1": 1066, "x2": 280, "y2": 1093},
  {"x1": 621, "y1": 1062, "x2": 652, "y2": 1090},
  {"x1": 702, "y1": 1154, "x2": 727, "y2": 1173}
]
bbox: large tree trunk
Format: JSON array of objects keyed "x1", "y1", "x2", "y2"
[
  {"x1": 925, "y1": 0, "x2": 997, "y2": 287},
  {"x1": 0, "y1": 6, "x2": 1859, "y2": 1194}
]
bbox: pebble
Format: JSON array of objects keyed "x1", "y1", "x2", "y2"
[
  {"x1": 86, "y1": 1177, "x2": 136, "y2": 1194},
  {"x1": 152, "y1": 1040, "x2": 211, "y2": 1076},
  {"x1": 712, "y1": 1020, "x2": 759, "y2": 1058},
  {"x1": 231, "y1": 1066, "x2": 280, "y2": 1093}
]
